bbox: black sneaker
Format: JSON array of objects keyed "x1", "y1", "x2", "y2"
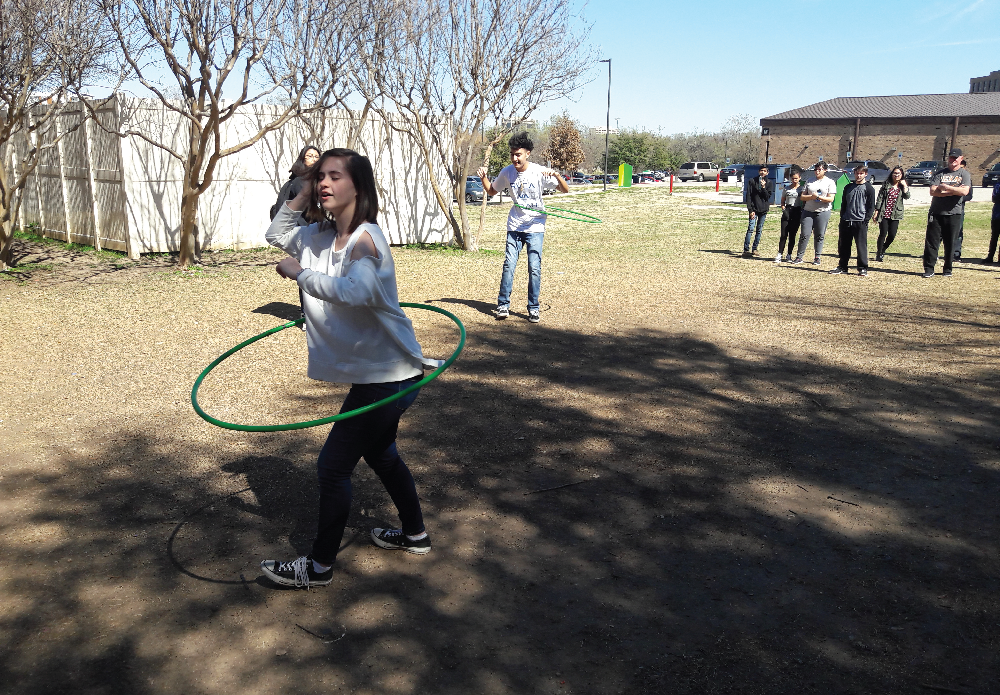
[
  {"x1": 920, "y1": 271, "x2": 935, "y2": 278},
  {"x1": 874, "y1": 255, "x2": 884, "y2": 262},
  {"x1": 943, "y1": 270, "x2": 953, "y2": 277},
  {"x1": 260, "y1": 555, "x2": 333, "y2": 588},
  {"x1": 370, "y1": 528, "x2": 431, "y2": 555},
  {"x1": 528, "y1": 309, "x2": 540, "y2": 323},
  {"x1": 828, "y1": 267, "x2": 846, "y2": 275},
  {"x1": 495, "y1": 306, "x2": 509, "y2": 320},
  {"x1": 858, "y1": 269, "x2": 868, "y2": 277}
]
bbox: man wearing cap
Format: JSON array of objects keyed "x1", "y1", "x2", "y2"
[{"x1": 922, "y1": 149, "x2": 971, "y2": 278}]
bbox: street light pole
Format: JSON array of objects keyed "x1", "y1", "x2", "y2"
[{"x1": 599, "y1": 58, "x2": 611, "y2": 192}]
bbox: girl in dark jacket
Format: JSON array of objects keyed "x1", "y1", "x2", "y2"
[
  {"x1": 271, "y1": 145, "x2": 321, "y2": 222},
  {"x1": 270, "y1": 145, "x2": 320, "y2": 326},
  {"x1": 872, "y1": 166, "x2": 910, "y2": 261}
]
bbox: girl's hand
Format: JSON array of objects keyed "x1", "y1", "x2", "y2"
[
  {"x1": 276, "y1": 256, "x2": 303, "y2": 280},
  {"x1": 288, "y1": 178, "x2": 312, "y2": 210}
]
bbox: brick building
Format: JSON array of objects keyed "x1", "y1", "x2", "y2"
[
  {"x1": 970, "y1": 70, "x2": 1000, "y2": 93},
  {"x1": 758, "y1": 93, "x2": 1000, "y2": 181}
]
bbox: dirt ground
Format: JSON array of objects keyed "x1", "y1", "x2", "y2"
[{"x1": 2, "y1": 187, "x2": 1000, "y2": 694}]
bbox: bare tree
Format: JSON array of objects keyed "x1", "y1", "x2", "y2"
[
  {"x1": 721, "y1": 113, "x2": 760, "y2": 165},
  {"x1": 0, "y1": 0, "x2": 112, "y2": 270},
  {"x1": 545, "y1": 112, "x2": 585, "y2": 173},
  {"x1": 98, "y1": 0, "x2": 361, "y2": 267},
  {"x1": 361, "y1": 0, "x2": 594, "y2": 251}
]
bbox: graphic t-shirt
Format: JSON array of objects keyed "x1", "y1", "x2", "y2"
[
  {"x1": 783, "y1": 182, "x2": 803, "y2": 208},
  {"x1": 928, "y1": 167, "x2": 972, "y2": 215},
  {"x1": 803, "y1": 176, "x2": 837, "y2": 213},
  {"x1": 492, "y1": 162, "x2": 559, "y2": 233}
]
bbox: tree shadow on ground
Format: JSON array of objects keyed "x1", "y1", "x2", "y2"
[{"x1": 2, "y1": 320, "x2": 999, "y2": 694}]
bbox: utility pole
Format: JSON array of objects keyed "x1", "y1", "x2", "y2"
[{"x1": 599, "y1": 58, "x2": 611, "y2": 192}]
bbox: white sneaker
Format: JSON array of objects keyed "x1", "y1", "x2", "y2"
[{"x1": 774, "y1": 254, "x2": 782, "y2": 264}]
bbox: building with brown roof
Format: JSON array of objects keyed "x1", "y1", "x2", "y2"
[{"x1": 758, "y1": 93, "x2": 1000, "y2": 181}]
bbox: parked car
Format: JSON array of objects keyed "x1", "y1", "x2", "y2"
[
  {"x1": 982, "y1": 163, "x2": 1000, "y2": 187},
  {"x1": 566, "y1": 177, "x2": 588, "y2": 185},
  {"x1": 676, "y1": 161, "x2": 720, "y2": 182},
  {"x1": 639, "y1": 173, "x2": 658, "y2": 183},
  {"x1": 464, "y1": 176, "x2": 484, "y2": 203},
  {"x1": 842, "y1": 160, "x2": 891, "y2": 185},
  {"x1": 719, "y1": 164, "x2": 745, "y2": 182},
  {"x1": 906, "y1": 160, "x2": 943, "y2": 186}
]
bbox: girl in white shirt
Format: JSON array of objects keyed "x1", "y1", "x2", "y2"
[{"x1": 260, "y1": 148, "x2": 438, "y2": 588}]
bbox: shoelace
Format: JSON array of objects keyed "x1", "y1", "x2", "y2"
[
  {"x1": 279, "y1": 556, "x2": 311, "y2": 588},
  {"x1": 382, "y1": 529, "x2": 403, "y2": 539}
]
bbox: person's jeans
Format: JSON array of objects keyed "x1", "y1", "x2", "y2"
[
  {"x1": 923, "y1": 212, "x2": 962, "y2": 274},
  {"x1": 796, "y1": 209, "x2": 832, "y2": 260},
  {"x1": 837, "y1": 220, "x2": 869, "y2": 271},
  {"x1": 877, "y1": 218, "x2": 900, "y2": 257},
  {"x1": 498, "y1": 231, "x2": 543, "y2": 312},
  {"x1": 311, "y1": 376, "x2": 423, "y2": 565},
  {"x1": 744, "y1": 212, "x2": 767, "y2": 253},
  {"x1": 779, "y1": 207, "x2": 802, "y2": 256}
]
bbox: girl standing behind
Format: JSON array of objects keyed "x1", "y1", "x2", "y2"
[
  {"x1": 775, "y1": 169, "x2": 804, "y2": 263},
  {"x1": 873, "y1": 166, "x2": 910, "y2": 262}
]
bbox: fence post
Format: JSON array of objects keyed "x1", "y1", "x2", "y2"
[
  {"x1": 669, "y1": 174, "x2": 673, "y2": 194},
  {"x1": 716, "y1": 172, "x2": 720, "y2": 192},
  {"x1": 55, "y1": 112, "x2": 74, "y2": 243}
]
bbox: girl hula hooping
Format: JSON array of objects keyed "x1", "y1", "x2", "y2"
[{"x1": 260, "y1": 148, "x2": 443, "y2": 588}]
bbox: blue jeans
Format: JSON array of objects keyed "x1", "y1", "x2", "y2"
[
  {"x1": 744, "y1": 212, "x2": 767, "y2": 252},
  {"x1": 311, "y1": 376, "x2": 423, "y2": 564},
  {"x1": 497, "y1": 231, "x2": 543, "y2": 312}
]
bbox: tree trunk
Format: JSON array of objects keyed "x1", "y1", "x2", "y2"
[
  {"x1": 178, "y1": 187, "x2": 200, "y2": 267},
  {"x1": 0, "y1": 162, "x2": 13, "y2": 271}
]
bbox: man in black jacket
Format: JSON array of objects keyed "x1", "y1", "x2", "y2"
[
  {"x1": 830, "y1": 165, "x2": 876, "y2": 276},
  {"x1": 743, "y1": 166, "x2": 774, "y2": 257}
]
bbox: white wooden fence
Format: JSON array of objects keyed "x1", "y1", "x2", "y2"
[{"x1": 8, "y1": 97, "x2": 451, "y2": 258}]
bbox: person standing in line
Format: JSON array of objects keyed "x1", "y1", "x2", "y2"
[
  {"x1": 744, "y1": 166, "x2": 773, "y2": 257},
  {"x1": 983, "y1": 179, "x2": 1000, "y2": 264},
  {"x1": 829, "y1": 165, "x2": 876, "y2": 276},
  {"x1": 921, "y1": 148, "x2": 971, "y2": 278},
  {"x1": 873, "y1": 166, "x2": 910, "y2": 261},
  {"x1": 775, "y1": 169, "x2": 804, "y2": 263},
  {"x1": 477, "y1": 131, "x2": 569, "y2": 323},
  {"x1": 953, "y1": 158, "x2": 973, "y2": 262},
  {"x1": 791, "y1": 162, "x2": 838, "y2": 266}
]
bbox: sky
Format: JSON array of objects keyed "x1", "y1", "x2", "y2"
[{"x1": 534, "y1": 0, "x2": 1000, "y2": 134}]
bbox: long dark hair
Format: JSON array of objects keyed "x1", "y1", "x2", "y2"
[
  {"x1": 886, "y1": 166, "x2": 904, "y2": 188},
  {"x1": 290, "y1": 145, "x2": 320, "y2": 178},
  {"x1": 306, "y1": 148, "x2": 379, "y2": 234}
]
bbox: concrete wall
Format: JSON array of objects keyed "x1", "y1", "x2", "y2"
[{"x1": 760, "y1": 119, "x2": 1000, "y2": 182}]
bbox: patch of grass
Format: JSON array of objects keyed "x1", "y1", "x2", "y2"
[
  {"x1": 14, "y1": 227, "x2": 128, "y2": 259},
  {"x1": 403, "y1": 242, "x2": 500, "y2": 256}
]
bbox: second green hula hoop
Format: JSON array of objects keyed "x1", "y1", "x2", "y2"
[
  {"x1": 513, "y1": 203, "x2": 601, "y2": 224},
  {"x1": 191, "y1": 302, "x2": 465, "y2": 432}
]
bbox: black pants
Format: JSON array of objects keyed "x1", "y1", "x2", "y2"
[
  {"x1": 923, "y1": 213, "x2": 962, "y2": 274},
  {"x1": 311, "y1": 377, "x2": 424, "y2": 565},
  {"x1": 779, "y1": 207, "x2": 802, "y2": 256},
  {"x1": 988, "y1": 218, "x2": 1000, "y2": 261},
  {"x1": 877, "y1": 218, "x2": 900, "y2": 257},
  {"x1": 837, "y1": 220, "x2": 869, "y2": 271},
  {"x1": 954, "y1": 214, "x2": 965, "y2": 261}
]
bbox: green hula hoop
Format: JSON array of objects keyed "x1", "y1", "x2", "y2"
[
  {"x1": 191, "y1": 302, "x2": 465, "y2": 432},
  {"x1": 513, "y1": 203, "x2": 601, "y2": 224}
]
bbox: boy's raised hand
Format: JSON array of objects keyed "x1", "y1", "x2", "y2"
[{"x1": 476, "y1": 167, "x2": 488, "y2": 180}]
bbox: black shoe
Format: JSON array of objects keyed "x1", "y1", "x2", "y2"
[
  {"x1": 371, "y1": 528, "x2": 431, "y2": 555},
  {"x1": 495, "y1": 306, "x2": 509, "y2": 320},
  {"x1": 874, "y1": 255, "x2": 884, "y2": 262},
  {"x1": 983, "y1": 258, "x2": 995, "y2": 264},
  {"x1": 859, "y1": 269, "x2": 868, "y2": 277},
  {"x1": 920, "y1": 271, "x2": 935, "y2": 278},
  {"x1": 943, "y1": 270, "x2": 953, "y2": 277},
  {"x1": 260, "y1": 555, "x2": 333, "y2": 588},
  {"x1": 828, "y1": 267, "x2": 846, "y2": 275}
]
